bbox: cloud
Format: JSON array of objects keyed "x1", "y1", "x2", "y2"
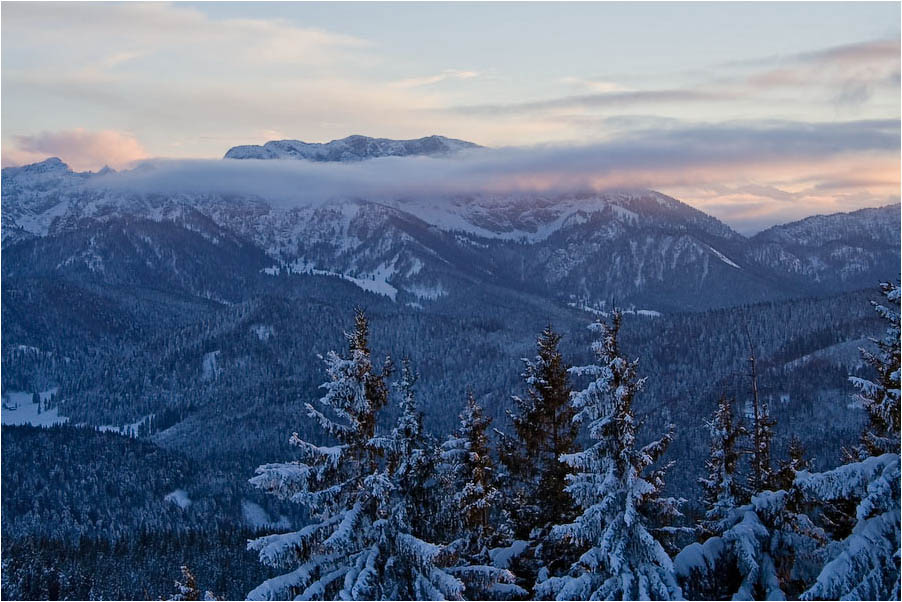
[
  {"x1": 723, "y1": 38, "x2": 901, "y2": 69},
  {"x1": 737, "y1": 37, "x2": 900, "y2": 108},
  {"x1": 4, "y1": 129, "x2": 148, "y2": 171},
  {"x1": 792, "y1": 38, "x2": 900, "y2": 67},
  {"x1": 559, "y1": 77, "x2": 633, "y2": 94},
  {"x1": 451, "y1": 89, "x2": 730, "y2": 116},
  {"x1": 392, "y1": 70, "x2": 482, "y2": 89},
  {"x1": 81, "y1": 119, "x2": 898, "y2": 232},
  {"x1": 2, "y1": 3, "x2": 369, "y2": 69}
]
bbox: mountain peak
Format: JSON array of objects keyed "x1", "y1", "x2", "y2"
[
  {"x1": 3, "y1": 156, "x2": 70, "y2": 175},
  {"x1": 223, "y1": 134, "x2": 481, "y2": 161}
]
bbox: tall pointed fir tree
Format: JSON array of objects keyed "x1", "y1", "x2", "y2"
[
  {"x1": 498, "y1": 325, "x2": 579, "y2": 592},
  {"x1": 440, "y1": 391, "x2": 524, "y2": 600},
  {"x1": 698, "y1": 394, "x2": 747, "y2": 541},
  {"x1": 848, "y1": 281, "x2": 901, "y2": 459},
  {"x1": 744, "y1": 327, "x2": 776, "y2": 494},
  {"x1": 246, "y1": 310, "x2": 466, "y2": 600},
  {"x1": 387, "y1": 359, "x2": 442, "y2": 544},
  {"x1": 537, "y1": 310, "x2": 683, "y2": 601}
]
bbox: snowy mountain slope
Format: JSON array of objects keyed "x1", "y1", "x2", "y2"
[
  {"x1": 747, "y1": 204, "x2": 901, "y2": 288},
  {"x1": 2, "y1": 156, "x2": 898, "y2": 311},
  {"x1": 223, "y1": 134, "x2": 481, "y2": 161}
]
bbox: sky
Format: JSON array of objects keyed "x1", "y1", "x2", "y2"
[{"x1": 2, "y1": 1, "x2": 900, "y2": 232}]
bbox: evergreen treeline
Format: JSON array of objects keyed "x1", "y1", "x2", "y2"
[
  {"x1": 248, "y1": 283, "x2": 900, "y2": 600},
  {"x1": 3, "y1": 276, "x2": 883, "y2": 500}
]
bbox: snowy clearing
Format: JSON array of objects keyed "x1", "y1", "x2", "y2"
[
  {"x1": 1, "y1": 388, "x2": 67, "y2": 427},
  {"x1": 164, "y1": 489, "x2": 192, "y2": 509},
  {"x1": 242, "y1": 500, "x2": 291, "y2": 529}
]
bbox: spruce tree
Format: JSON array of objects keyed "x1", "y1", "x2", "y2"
[
  {"x1": 388, "y1": 359, "x2": 440, "y2": 542},
  {"x1": 377, "y1": 358, "x2": 471, "y2": 601},
  {"x1": 849, "y1": 281, "x2": 901, "y2": 459},
  {"x1": 537, "y1": 311, "x2": 683, "y2": 601},
  {"x1": 440, "y1": 392, "x2": 523, "y2": 600},
  {"x1": 698, "y1": 394, "x2": 747, "y2": 540},
  {"x1": 247, "y1": 310, "x2": 465, "y2": 600},
  {"x1": 745, "y1": 327, "x2": 776, "y2": 493},
  {"x1": 498, "y1": 325, "x2": 579, "y2": 591}
]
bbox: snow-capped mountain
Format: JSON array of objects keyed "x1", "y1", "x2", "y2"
[
  {"x1": 747, "y1": 205, "x2": 901, "y2": 284},
  {"x1": 223, "y1": 134, "x2": 481, "y2": 161},
  {"x1": 2, "y1": 155, "x2": 898, "y2": 311}
]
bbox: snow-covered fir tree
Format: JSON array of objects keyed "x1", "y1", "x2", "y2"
[
  {"x1": 375, "y1": 359, "x2": 471, "y2": 601},
  {"x1": 498, "y1": 325, "x2": 578, "y2": 591},
  {"x1": 441, "y1": 391, "x2": 503, "y2": 553},
  {"x1": 698, "y1": 394, "x2": 747, "y2": 540},
  {"x1": 744, "y1": 328, "x2": 777, "y2": 494},
  {"x1": 848, "y1": 281, "x2": 901, "y2": 459},
  {"x1": 797, "y1": 453, "x2": 900, "y2": 600},
  {"x1": 440, "y1": 392, "x2": 524, "y2": 600},
  {"x1": 679, "y1": 284, "x2": 902, "y2": 601},
  {"x1": 675, "y1": 485, "x2": 826, "y2": 601},
  {"x1": 387, "y1": 359, "x2": 438, "y2": 538},
  {"x1": 246, "y1": 310, "x2": 465, "y2": 600},
  {"x1": 797, "y1": 283, "x2": 901, "y2": 600},
  {"x1": 537, "y1": 310, "x2": 683, "y2": 601}
]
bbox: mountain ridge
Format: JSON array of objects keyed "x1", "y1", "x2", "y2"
[
  {"x1": 2, "y1": 156, "x2": 897, "y2": 312},
  {"x1": 223, "y1": 134, "x2": 481, "y2": 161}
]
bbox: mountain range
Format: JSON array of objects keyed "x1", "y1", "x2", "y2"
[{"x1": 2, "y1": 146, "x2": 898, "y2": 312}]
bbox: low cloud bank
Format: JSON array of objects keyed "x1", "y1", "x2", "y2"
[
  {"x1": 82, "y1": 118, "x2": 899, "y2": 231},
  {"x1": 93, "y1": 119, "x2": 897, "y2": 198}
]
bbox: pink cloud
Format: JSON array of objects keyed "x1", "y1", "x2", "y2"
[{"x1": 3, "y1": 128, "x2": 148, "y2": 171}]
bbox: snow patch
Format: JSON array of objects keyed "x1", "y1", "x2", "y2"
[
  {"x1": 706, "y1": 244, "x2": 741, "y2": 269},
  {"x1": 251, "y1": 325, "x2": 275, "y2": 341},
  {"x1": 404, "y1": 282, "x2": 447, "y2": 301},
  {"x1": 1, "y1": 388, "x2": 67, "y2": 427},
  {"x1": 489, "y1": 540, "x2": 529, "y2": 569},
  {"x1": 202, "y1": 350, "x2": 222, "y2": 380},
  {"x1": 242, "y1": 500, "x2": 291, "y2": 529},
  {"x1": 266, "y1": 258, "x2": 399, "y2": 301},
  {"x1": 164, "y1": 489, "x2": 192, "y2": 509},
  {"x1": 98, "y1": 414, "x2": 154, "y2": 436}
]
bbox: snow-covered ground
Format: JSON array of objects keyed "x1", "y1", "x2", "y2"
[
  {"x1": 251, "y1": 325, "x2": 275, "y2": 341},
  {"x1": 202, "y1": 350, "x2": 222, "y2": 380},
  {"x1": 98, "y1": 414, "x2": 154, "y2": 436},
  {"x1": 164, "y1": 489, "x2": 192, "y2": 509},
  {"x1": 242, "y1": 500, "x2": 291, "y2": 529},
  {"x1": 706, "y1": 244, "x2": 742, "y2": 269},
  {"x1": 566, "y1": 302, "x2": 663, "y2": 318},
  {"x1": 404, "y1": 282, "x2": 447, "y2": 301},
  {"x1": 1, "y1": 388, "x2": 67, "y2": 427},
  {"x1": 263, "y1": 260, "x2": 399, "y2": 301}
]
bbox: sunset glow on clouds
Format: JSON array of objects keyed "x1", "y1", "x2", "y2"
[
  {"x1": 2, "y1": 2, "x2": 899, "y2": 231},
  {"x1": 4, "y1": 129, "x2": 148, "y2": 171}
]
